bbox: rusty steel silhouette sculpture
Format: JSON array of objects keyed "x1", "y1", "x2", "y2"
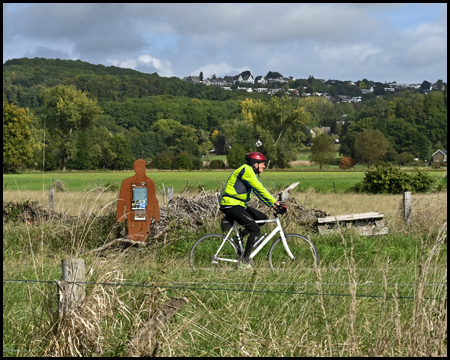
[{"x1": 117, "y1": 159, "x2": 160, "y2": 241}]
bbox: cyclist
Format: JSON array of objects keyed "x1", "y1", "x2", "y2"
[{"x1": 219, "y1": 151, "x2": 286, "y2": 269}]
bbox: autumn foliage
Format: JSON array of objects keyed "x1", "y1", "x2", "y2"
[{"x1": 339, "y1": 156, "x2": 355, "y2": 170}]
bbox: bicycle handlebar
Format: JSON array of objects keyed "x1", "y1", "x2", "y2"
[{"x1": 274, "y1": 204, "x2": 288, "y2": 216}]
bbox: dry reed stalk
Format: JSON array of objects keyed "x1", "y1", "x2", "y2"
[
  {"x1": 313, "y1": 263, "x2": 333, "y2": 356},
  {"x1": 42, "y1": 269, "x2": 129, "y2": 356},
  {"x1": 340, "y1": 232, "x2": 359, "y2": 357}
]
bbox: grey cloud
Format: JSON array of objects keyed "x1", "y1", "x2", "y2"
[
  {"x1": 5, "y1": 3, "x2": 147, "y2": 60},
  {"x1": 25, "y1": 46, "x2": 73, "y2": 60},
  {"x1": 3, "y1": 3, "x2": 447, "y2": 83}
]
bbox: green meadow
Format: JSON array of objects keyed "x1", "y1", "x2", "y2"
[{"x1": 3, "y1": 170, "x2": 445, "y2": 194}]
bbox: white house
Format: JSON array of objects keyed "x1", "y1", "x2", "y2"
[
  {"x1": 241, "y1": 74, "x2": 254, "y2": 84},
  {"x1": 254, "y1": 75, "x2": 268, "y2": 85},
  {"x1": 432, "y1": 150, "x2": 447, "y2": 163}
]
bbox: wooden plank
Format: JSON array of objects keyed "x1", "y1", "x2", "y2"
[
  {"x1": 358, "y1": 226, "x2": 389, "y2": 236},
  {"x1": 317, "y1": 212, "x2": 384, "y2": 224},
  {"x1": 276, "y1": 182, "x2": 300, "y2": 201},
  {"x1": 317, "y1": 225, "x2": 389, "y2": 236}
]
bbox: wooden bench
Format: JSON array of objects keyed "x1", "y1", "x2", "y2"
[{"x1": 317, "y1": 212, "x2": 389, "y2": 236}]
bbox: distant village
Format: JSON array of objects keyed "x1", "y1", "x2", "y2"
[{"x1": 182, "y1": 70, "x2": 444, "y2": 104}]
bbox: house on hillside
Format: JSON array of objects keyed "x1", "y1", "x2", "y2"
[
  {"x1": 254, "y1": 75, "x2": 268, "y2": 85},
  {"x1": 241, "y1": 74, "x2": 254, "y2": 84},
  {"x1": 182, "y1": 76, "x2": 201, "y2": 83},
  {"x1": 233, "y1": 74, "x2": 244, "y2": 83},
  {"x1": 209, "y1": 77, "x2": 226, "y2": 86},
  {"x1": 223, "y1": 76, "x2": 236, "y2": 85},
  {"x1": 432, "y1": 150, "x2": 447, "y2": 163}
]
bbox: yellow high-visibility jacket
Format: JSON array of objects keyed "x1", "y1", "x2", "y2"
[{"x1": 219, "y1": 164, "x2": 276, "y2": 209}]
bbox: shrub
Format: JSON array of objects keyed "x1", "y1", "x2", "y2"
[
  {"x1": 409, "y1": 169, "x2": 436, "y2": 192},
  {"x1": 153, "y1": 151, "x2": 175, "y2": 170},
  {"x1": 349, "y1": 162, "x2": 436, "y2": 194},
  {"x1": 192, "y1": 156, "x2": 203, "y2": 170},
  {"x1": 227, "y1": 144, "x2": 247, "y2": 169},
  {"x1": 174, "y1": 151, "x2": 193, "y2": 170},
  {"x1": 338, "y1": 157, "x2": 355, "y2": 170},
  {"x1": 431, "y1": 162, "x2": 441, "y2": 169},
  {"x1": 396, "y1": 151, "x2": 415, "y2": 167},
  {"x1": 103, "y1": 180, "x2": 120, "y2": 192},
  {"x1": 209, "y1": 159, "x2": 225, "y2": 170}
]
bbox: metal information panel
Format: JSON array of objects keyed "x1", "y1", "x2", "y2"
[
  {"x1": 132, "y1": 187, "x2": 147, "y2": 220},
  {"x1": 132, "y1": 187, "x2": 147, "y2": 210}
]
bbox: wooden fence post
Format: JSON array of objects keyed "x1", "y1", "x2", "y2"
[
  {"x1": 161, "y1": 183, "x2": 166, "y2": 206},
  {"x1": 403, "y1": 191, "x2": 412, "y2": 223},
  {"x1": 167, "y1": 187, "x2": 174, "y2": 203},
  {"x1": 59, "y1": 258, "x2": 86, "y2": 318},
  {"x1": 49, "y1": 185, "x2": 55, "y2": 211}
]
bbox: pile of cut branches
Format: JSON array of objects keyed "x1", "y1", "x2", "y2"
[
  {"x1": 149, "y1": 190, "x2": 222, "y2": 239},
  {"x1": 148, "y1": 190, "x2": 327, "y2": 240},
  {"x1": 3, "y1": 200, "x2": 74, "y2": 225}
]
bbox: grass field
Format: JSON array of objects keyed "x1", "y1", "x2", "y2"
[
  {"x1": 3, "y1": 169, "x2": 446, "y2": 194},
  {"x1": 3, "y1": 182, "x2": 447, "y2": 356}
]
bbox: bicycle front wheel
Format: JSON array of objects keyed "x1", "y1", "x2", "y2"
[
  {"x1": 268, "y1": 234, "x2": 319, "y2": 271},
  {"x1": 190, "y1": 234, "x2": 238, "y2": 271}
]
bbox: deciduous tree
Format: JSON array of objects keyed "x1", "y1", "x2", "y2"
[
  {"x1": 310, "y1": 133, "x2": 336, "y2": 170},
  {"x1": 3, "y1": 101, "x2": 40, "y2": 171},
  {"x1": 354, "y1": 130, "x2": 389, "y2": 168},
  {"x1": 241, "y1": 96, "x2": 309, "y2": 168},
  {"x1": 227, "y1": 144, "x2": 247, "y2": 169},
  {"x1": 109, "y1": 133, "x2": 135, "y2": 170},
  {"x1": 40, "y1": 85, "x2": 102, "y2": 170}
]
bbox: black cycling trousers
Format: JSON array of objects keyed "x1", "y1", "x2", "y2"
[{"x1": 220, "y1": 205, "x2": 267, "y2": 259}]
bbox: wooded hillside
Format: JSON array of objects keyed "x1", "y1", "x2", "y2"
[{"x1": 3, "y1": 58, "x2": 447, "y2": 172}]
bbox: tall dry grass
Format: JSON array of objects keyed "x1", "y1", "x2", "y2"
[
  {"x1": 3, "y1": 188, "x2": 447, "y2": 356},
  {"x1": 3, "y1": 188, "x2": 446, "y2": 229},
  {"x1": 293, "y1": 188, "x2": 447, "y2": 235}
]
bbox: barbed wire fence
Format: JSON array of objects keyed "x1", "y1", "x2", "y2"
[
  {"x1": 3, "y1": 275, "x2": 447, "y2": 355},
  {"x1": 3, "y1": 277, "x2": 445, "y2": 299}
]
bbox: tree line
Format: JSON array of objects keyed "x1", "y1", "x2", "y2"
[{"x1": 3, "y1": 58, "x2": 447, "y2": 172}]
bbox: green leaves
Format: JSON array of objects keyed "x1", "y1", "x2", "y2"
[
  {"x1": 310, "y1": 133, "x2": 336, "y2": 170},
  {"x1": 241, "y1": 95, "x2": 309, "y2": 168},
  {"x1": 40, "y1": 85, "x2": 103, "y2": 170},
  {"x1": 351, "y1": 163, "x2": 436, "y2": 194},
  {"x1": 3, "y1": 101, "x2": 39, "y2": 171}
]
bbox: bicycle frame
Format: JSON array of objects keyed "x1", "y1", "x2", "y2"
[{"x1": 221, "y1": 216, "x2": 295, "y2": 262}]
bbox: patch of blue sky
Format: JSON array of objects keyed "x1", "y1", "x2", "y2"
[
  {"x1": 142, "y1": 33, "x2": 179, "y2": 51},
  {"x1": 3, "y1": 3, "x2": 34, "y2": 12},
  {"x1": 368, "y1": 3, "x2": 444, "y2": 30}
]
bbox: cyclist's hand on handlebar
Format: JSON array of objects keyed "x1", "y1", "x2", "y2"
[{"x1": 273, "y1": 203, "x2": 288, "y2": 215}]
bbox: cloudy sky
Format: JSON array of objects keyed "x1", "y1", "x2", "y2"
[{"x1": 3, "y1": 3, "x2": 447, "y2": 84}]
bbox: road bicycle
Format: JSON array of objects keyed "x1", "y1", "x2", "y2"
[{"x1": 190, "y1": 206, "x2": 319, "y2": 271}]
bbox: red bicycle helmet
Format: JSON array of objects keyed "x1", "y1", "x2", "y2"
[{"x1": 245, "y1": 152, "x2": 267, "y2": 165}]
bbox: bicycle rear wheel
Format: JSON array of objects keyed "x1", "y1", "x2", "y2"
[
  {"x1": 268, "y1": 233, "x2": 319, "y2": 271},
  {"x1": 190, "y1": 234, "x2": 239, "y2": 271}
]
